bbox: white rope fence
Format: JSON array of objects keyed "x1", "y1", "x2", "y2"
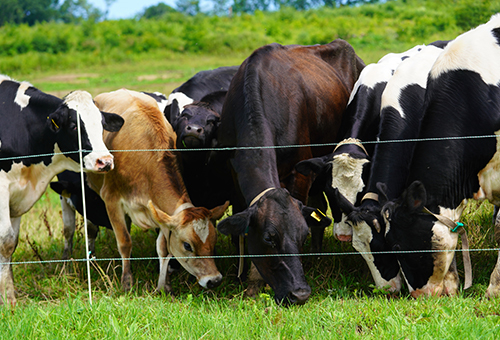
[{"x1": 4, "y1": 133, "x2": 500, "y2": 299}]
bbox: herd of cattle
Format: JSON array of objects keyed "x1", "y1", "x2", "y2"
[{"x1": 1, "y1": 14, "x2": 500, "y2": 307}]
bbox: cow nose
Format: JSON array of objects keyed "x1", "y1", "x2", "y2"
[
  {"x1": 185, "y1": 124, "x2": 203, "y2": 136},
  {"x1": 96, "y1": 157, "x2": 113, "y2": 172},
  {"x1": 206, "y1": 276, "x2": 222, "y2": 289},
  {"x1": 285, "y1": 288, "x2": 311, "y2": 306}
]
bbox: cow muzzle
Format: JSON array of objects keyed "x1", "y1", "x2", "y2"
[
  {"x1": 280, "y1": 287, "x2": 311, "y2": 306},
  {"x1": 94, "y1": 155, "x2": 114, "y2": 172},
  {"x1": 198, "y1": 272, "x2": 223, "y2": 289}
]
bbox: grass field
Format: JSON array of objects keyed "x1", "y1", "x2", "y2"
[{"x1": 1, "y1": 51, "x2": 500, "y2": 338}]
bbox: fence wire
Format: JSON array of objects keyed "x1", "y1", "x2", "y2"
[{"x1": 4, "y1": 133, "x2": 500, "y2": 282}]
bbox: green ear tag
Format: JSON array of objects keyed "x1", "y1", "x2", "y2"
[{"x1": 451, "y1": 222, "x2": 464, "y2": 233}]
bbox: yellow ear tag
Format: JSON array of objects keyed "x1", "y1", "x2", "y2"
[
  {"x1": 311, "y1": 209, "x2": 326, "y2": 222},
  {"x1": 51, "y1": 119, "x2": 60, "y2": 129}
]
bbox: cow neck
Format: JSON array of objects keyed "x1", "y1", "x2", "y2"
[
  {"x1": 173, "y1": 202, "x2": 194, "y2": 216},
  {"x1": 237, "y1": 187, "x2": 276, "y2": 278},
  {"x1": 422, "y1": 207, "x2": 472, "y2": 290}
]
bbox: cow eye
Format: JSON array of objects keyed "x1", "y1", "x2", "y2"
[
  {"x1": 263, "y1": 233, "x2": 276, "y2": 248},
  {"x1": 69, "y1": 122, "x2": 77, "y2": 130},
  {"x1": 183, "y1": 242, "x2": 193, "y2": 252}
]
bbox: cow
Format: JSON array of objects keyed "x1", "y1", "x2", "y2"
[
  {"x1": 49, "y1": 170, "x2": 112, "y2": 259},
  {"x1": 165, "y1": 66, "x2": 239, "y2": 125},
  {"x1": 295, "y1": 44, "x2": 426, "y2": 243},
  {"x1": 0, "y1": 75, "x2": 124, "y2": 306},
  {"x1": 215, "y1": 40, "x2": 365, "y2": 305},
  {"x1": 380, "y1": 15, "x2": 500, "y2": 298},
  {"x1": 332, "y1": 41, "x2": 450, "y2": 292},
  {"x1": 86, "y1": 89, "x2": 229, "y2": 294}
]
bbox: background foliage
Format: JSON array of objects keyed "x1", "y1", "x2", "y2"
[{"x1": 0, "y1": 0, "x2": 499, "y2": 76}]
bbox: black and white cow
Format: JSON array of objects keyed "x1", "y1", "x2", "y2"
[
  {"x1": 333, "y1": 41, "x2": 449, "y2": 292},
  {"x1": 165, "y1": 66, "x2": 239, "y2": 124},
  {"x1": 0, "y1": 75, "x2": 124, "y2": 306},
  {"x1": 296, "y1": 44, "x2": 425, "y2": 243},
  {"x1": 381, "y1": 15, "x2": 500, "y2": 297}
]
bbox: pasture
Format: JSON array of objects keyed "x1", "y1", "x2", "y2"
[{"x1": 1, "y1": 51, "x2": 500, "y2": 338}]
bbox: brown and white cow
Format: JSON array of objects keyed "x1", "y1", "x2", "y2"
[{"x1": 87, "y1": 89, "x2": 229, "y2": 293}]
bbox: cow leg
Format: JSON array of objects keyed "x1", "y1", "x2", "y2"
[
  {"x1": 61, "y1": 197, "x2": 76, "y2": 260},
  {"x1": 442, "y1": 255, "x2": 459, "y2": 296},
  {"x1": 156, "y1": 230, "x2": 172, "y2": 294},
  {"x1": 486, "y1": 250, "x2": 500, "y2": 298},
  {"x1": 0, "y1": 215, "x2": 20, "y2": 307},
  {"x1": 86, "y1": 221, "x2": 99, "y2": 257},
  {"x1": 245, "y1": 262, "x2": 266, "y2": 297},
  {"x1": 106, "y1": 204, "x2": 133, "y2": 291},
  {"x1": 494, "y1": 205, "x2": 500, "y2": 245}
]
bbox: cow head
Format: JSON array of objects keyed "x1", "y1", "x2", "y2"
[
  {"x1": 333, "y1": 185, "x2": 402, "y2": 293},
  {"x1": 148, "y1": 200, "x2": 230, "y2": 289},
  {"x1": 382, "y1": 181, "x2": 459, "y2": 297},
  {"x1": 169, "y1": 92, "x2": 226, "y2": 151},
  {"x1": 295, "y1": 143, "x2": 370, "y2": 242},
  {"x1": 49, "y1": 91, "x2": 124, "y2": 173},
  {"x1": 217, "y1": 188, "x2": 331, "y2": 305}
]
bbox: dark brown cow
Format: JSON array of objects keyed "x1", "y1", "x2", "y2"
[
  {"x1": 216, "y1": 40, "x2": 364, "y2": 305},
  {"x1": 86, "y1": 89, "x2": 229, "y2": 293}
]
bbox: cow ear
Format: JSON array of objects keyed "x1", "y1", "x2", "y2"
[
  {"x1": 209, "y1": 201, "x2": 230, "y2": 223},
  {"x1": 301, "y1": 203, "x2": 332, "y2": 227},
  {"x1": 295, "y1": 156, "x2": 329, "y2": 177},
  {"x1": 48, "y1": 106, "x2": 67, "y2": 132},
  {"x1": 148, "y1": 200, "x2": 174, "y2": 227},
  {"x1": 217, "y1": 209, "x2": 251, "y2": 236},
  {"x1": 101, "y1": 111, "x2": 124, "y2": 132},
  {"x1": 402, "y1": 181, "x2": 426, "y2": 212},
  {"x1": 169, "y1": 99, "x2": 180, "y2": 127}
]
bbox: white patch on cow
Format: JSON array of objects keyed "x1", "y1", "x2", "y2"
[
  {"x1": 14, "y1": 82, "x2": 31, "y2": 111},
  {"x1": 192, "y1": 219, "x2": 210, "y2": 244},
  {"x1": 330, "y1": 153, "x2": 368, "y2": 239},
  {"x1": 486, "y1": 252, "x2": 500, "y2": 297},
  {"x1": 477, "y1": 130, "x2": 500, "y2": 205},
  {"x1": 347, "y1": 44, "x2": 425, "y2": 106},
  {"x1": 153, "y1": 92, "x2": 169, "y2": 112},
  {"x1": 431, "y1": 14, "x2": 500, "y2": 85},
  {"x1": 167, "y1": 92, "x2": 194, "y2": 113},
  {"x1": 351, "y1": 219, "x2": 402, "y2": 292},
  {"x1": 0, "y1": 74, "x2": 13, "y2": 84},
  {"x1": 64, "y1": 91, "x2": 112, "y2": 171},
  {"x1": 381, "y1": 45, "x2": 445, "y2": 119}
]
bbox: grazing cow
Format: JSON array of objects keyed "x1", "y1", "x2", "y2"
[
  {"x1": 0, "y1": 75, "x2": 124, "y2": 306},
  {"x1": 49, "y1": 170, "x2": 111, "y2": 259},
  {"x1": 86, "y1": 89, "x2": 229, "y2": 293},
  {"x1": 333, "y1": 42, "x2": 449, "y2": 292},
  {"x1": 215, "y1": 40, "x2": 364, "y2": 305},
  {"x1": 295, "y1": 44, "x2": 425, "y2": 242},
  {"x1": 381, "y1": 15, "x2": 500, "y2": 297}
]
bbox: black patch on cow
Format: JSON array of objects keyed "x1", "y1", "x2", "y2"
[{"x1": 492, "y1": 27, "x2": 500, "y2": 47}]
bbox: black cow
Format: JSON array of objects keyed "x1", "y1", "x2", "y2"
[
  {"x1": 296, "y1": 44, "x2": 425, "y2": 242},
  {"x1": 0, "y1": 75, "x2": 124, "y2": 306},
  {"x1": 381, "y1": 15, "x2": 500, "y2": 297},
  {"x1": 333, "y1": 42, "x2": 449, "y2": 292},
  {"x1": 216, "y1": 40, "x2": 365, "y2": 305}
]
